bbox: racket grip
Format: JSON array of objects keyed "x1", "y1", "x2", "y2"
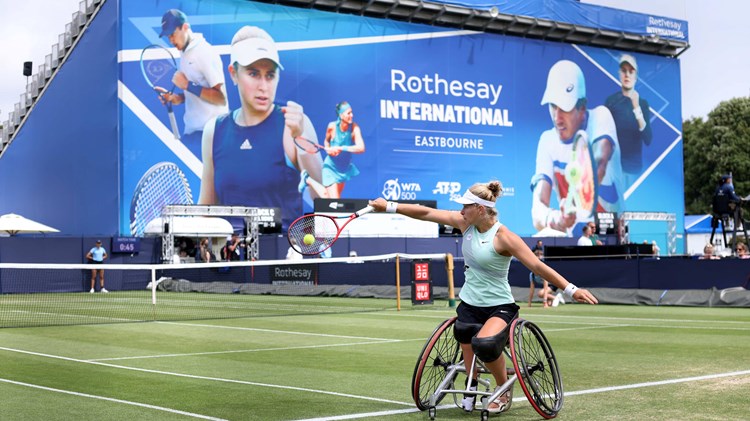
[
  {"x1": 355, "y1": 205, "x2": 375, "y2": 217},
  {"x1": 168, "y1": 111, "x2": 180, "y2": 139}
]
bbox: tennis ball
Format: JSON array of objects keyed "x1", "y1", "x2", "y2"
[{"x1": 303, "y1": 234, "x2": 315, "y2": 246}]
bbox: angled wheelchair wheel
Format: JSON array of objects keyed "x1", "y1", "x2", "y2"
[
  {"x1": 412, "y1": 317, "x2": 461, "y2": 411},
  {"x1": 509, "y1": 319, "x2": 563, "y2": 419}
]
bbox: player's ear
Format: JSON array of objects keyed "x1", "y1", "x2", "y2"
[{"x1": 228, "y1": 63, "x2": 238, "y2": 85}]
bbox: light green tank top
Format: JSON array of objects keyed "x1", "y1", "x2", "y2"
[{"x1": 458, "y1": 222, "x2": 514, "y2": 306}]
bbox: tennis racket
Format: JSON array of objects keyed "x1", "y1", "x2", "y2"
[
  {"x1": 293, "y1": 136, "x2": 325, "y2": 154},
  {"x1": 140, "y1": 44, "x2": 180, "y2": 139},
  {"x1": 287, "y1": 206, "x2": 374, "y2": 256},
  {"x1": 129, "y1": 162, "x2": 193, "y2": 236},
  {"x1": 563, "y1": 130, "x2": 597, "y2": 219}
]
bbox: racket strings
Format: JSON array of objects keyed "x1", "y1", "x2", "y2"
[
  {"x1": 140, "y1": 46, "x2": 177, "y2": 89},
  {"x1": 132, "y1": 165, "x2": 193, "y2": 236},
  {"x1": 145, "y1": 60, "x2": 173, "y2": 86},
  {"x1": 288, "y1": 215, "x2": 338, "y2": 254}
]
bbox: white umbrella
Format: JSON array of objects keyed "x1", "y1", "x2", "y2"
[{"x1": 0, "y1": 213, "x2": 60, "y2": 235}]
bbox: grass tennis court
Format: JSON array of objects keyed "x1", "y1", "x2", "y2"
[{"x1": 1, "y1": 297, "x2": 749, "y2": 420}]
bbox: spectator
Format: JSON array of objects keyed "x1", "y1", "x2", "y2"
[
  {"x1": 588, "y1": 221, "x2": 603, "y2": 245},
  {"x1": 699, "y1": 243, "x2": 720, "y2": 260},
  {"x1": 224, "y1": 233, "x2": 242, "y2": 261},
  {"x1": 736, "y1": 242, "x2": 749, "y2": 259},
  {"x1": 286, "y1": 239, "x2": 304, "y2": 260},
  {"x1": 528, "y1": 248, "x2": 556, "y2": 308},
  {"x1": 577, "y1": 225, "x2": 593, "y2": 246},
  {"x1": 197, "y1": 238, "x2": 214, "y2": 262}
]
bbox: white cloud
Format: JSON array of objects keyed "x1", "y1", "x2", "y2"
[{"x1": 0, "y1": 0, "x2": 82, "y2": 121}]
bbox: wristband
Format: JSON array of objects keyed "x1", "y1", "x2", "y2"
[
  {"x1": 386, "y1": 201, "x2": 398, "y2": 213},
  {"x1": 187, "y1": 82, "x2": 202, "y2": 97},
  {"x1": 633, "y1": 106, "x2": 644, "y2": 120},
  {"x1": 563, "y1": 283, "x2": 579, "y2": 299}
]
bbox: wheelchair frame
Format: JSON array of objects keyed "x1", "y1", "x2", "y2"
[{"x1": 411, "y1": 317, "x2": 563, "y2": 420}]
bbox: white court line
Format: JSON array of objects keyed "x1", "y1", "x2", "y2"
[
  {"x1": 529, "y1": 314, "x2": 750, "y2": 326},
  {"x1": 367, "y1": 310, "x2": 750, "y2": 327},
  {"x1": 290, "y1": 369, "x2": 750, "y2": 421},
  {"x1": 0, "y1": 377, "x2": 227, "y2": 421},
  {"x1": 89, "y1": 339, "x2": 410, "y2": 362},
  {"x1": 544, "y1": 324, "x2": 634, "y2": 332},
  {"x1": 0, "y1": 346, "x2": 411, "y2": 407},
  {"x1": 157, "y1": 321, "x2": 398, "y2": 341}
]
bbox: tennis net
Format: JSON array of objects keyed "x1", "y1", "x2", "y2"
[{"x1": 0, "y1": 253, "x2": 454, "y2": 328}]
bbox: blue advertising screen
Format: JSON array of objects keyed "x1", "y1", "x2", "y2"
[{"x1": 117, "y1": 0, "x2": 683, "y2": 244}]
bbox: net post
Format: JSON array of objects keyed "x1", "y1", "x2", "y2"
[
  {"x1": 445, "y1": 253, "x2": 456, "y2": 308},
  {"x1": 395, "y1": 254, "x2": 401, "y2": 311},
  {"x1": 151, "y1": 268, "x2": 157, "y2": 305}
]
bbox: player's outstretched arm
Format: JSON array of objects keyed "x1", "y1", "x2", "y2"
[{"x1": 368, "y1": 198, "x2": 467, "y2": 231}]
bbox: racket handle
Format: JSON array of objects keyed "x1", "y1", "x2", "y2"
[
  {"x1": 355, "y1": 205, "x2": 375, "y2": 217},
  {"x1": 168, "y1": 111, "x2": 180, "y2": 139}
]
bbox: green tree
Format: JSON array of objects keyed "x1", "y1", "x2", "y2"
[{"x1": 683, "y1": 97, "x2": 750, "y2": 214}]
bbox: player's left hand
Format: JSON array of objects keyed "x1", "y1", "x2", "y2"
[
  {"x1": 281, "y1": 101, "x2": 305, "y2": 139},
  {"x1": 628, "y1": 88, "x2": 640, "y2": 107},
  {"x1": 573, "y1": 288, "x2": 598, "y2": 305}
]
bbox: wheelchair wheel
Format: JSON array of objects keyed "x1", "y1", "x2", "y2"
[
  {"x1": 509, "y1": 319, "x2": 563, "y2": 419},
  {"x1": 412, "y1": 317, "x2": 461, "y2": 410}
]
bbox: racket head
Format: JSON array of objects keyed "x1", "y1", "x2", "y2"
[
  {"x1": 140, "y1": 44, "x2": 178, "y2": 94},
  {"x1": 287, "y1": 214, "x2": 340, "y2": 256},
  {"x1": 129, "y1": 162, "x2": 193, "y2": 236},
  {"x1": 293, "y1": 136, "x2": 323, "y2": 154},
  {"x1": 568, "y1": 132, "x2": 597, "y2": 218}
]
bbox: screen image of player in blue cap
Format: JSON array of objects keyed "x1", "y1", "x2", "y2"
[
  {"x1": 530, "y1": 60, "x2": 624, "y2": 236},
  {"x1": 156, "y1": 9, "x2": 228, "y2": 158}
]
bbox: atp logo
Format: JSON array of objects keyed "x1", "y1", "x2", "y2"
[
  {"x1": 382, "y1": 178, "x2": 421, "y2": 200},
  {"x1": 433, "y1": 181, "x2": 462, "y2": 201}
]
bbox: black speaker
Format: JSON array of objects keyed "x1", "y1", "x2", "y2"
[
  {"x1": 164, "y1": 222, "x2": 170, "y2": 234},
  {"x1": 23, "y1": 61, "x2": 32, "y2": 77}
]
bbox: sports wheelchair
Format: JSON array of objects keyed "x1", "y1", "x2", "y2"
[{"x1": 411, "y1": 317, "x2": 563, "y2": 420}]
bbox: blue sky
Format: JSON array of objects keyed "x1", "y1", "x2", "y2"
[{"x1": 0, "y1": 0, "x2": 746, "y2": 125}]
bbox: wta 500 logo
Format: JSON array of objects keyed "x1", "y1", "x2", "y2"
[{"x1": 382, "y1": 178, "x2": 422, "y2": 200}]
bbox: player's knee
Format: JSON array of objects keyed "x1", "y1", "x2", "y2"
[
  {"x1": 454, "y1": 320, "x2": 483, "y2": 344},
  {"x1": 471, "y1": 330, "x2": 509, "y2": 363}
]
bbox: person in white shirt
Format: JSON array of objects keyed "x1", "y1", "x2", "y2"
[
  {"x1": 286, "y1": 239, "x2": 304, "y2": 260},
  {"x1": 577, "y1": 225, "x2": 593, "y2": 246},
  {"x1": 156, "y1": 9, "x2": 228, "y2": 157}
]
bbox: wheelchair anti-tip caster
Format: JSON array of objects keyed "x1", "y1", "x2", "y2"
[
  {"x1": 428, "y1": 406, "x2": 436, "y2": 420},
  {"x1": 480, "y1": 409, "x2": 490, "y2": 421}
]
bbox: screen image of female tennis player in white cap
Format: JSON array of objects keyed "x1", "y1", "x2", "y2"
[{"x1": 197, "y1": 26, "x2": 324, "y2": 230}]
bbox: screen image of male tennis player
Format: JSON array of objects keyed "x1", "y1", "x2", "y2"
[
  {"x1": 530, "y1": 60, "x2": 624, "y2": 236},
  {"x1": 156, "y1": 9, "x2": 228, "y2": 158}
]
